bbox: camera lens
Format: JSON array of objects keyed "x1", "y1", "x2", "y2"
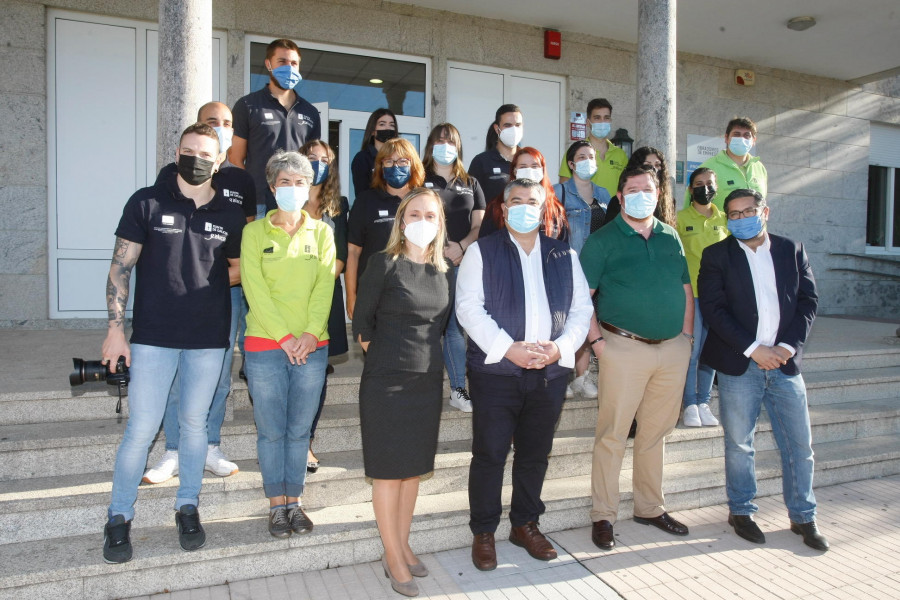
[{"x1": 69, "y1": 358, "x2": 108, "y2": 386}]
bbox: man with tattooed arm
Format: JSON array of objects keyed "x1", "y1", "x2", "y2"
[{"x1": 100, "y1": 123, "x2": 245, "y2": 563}]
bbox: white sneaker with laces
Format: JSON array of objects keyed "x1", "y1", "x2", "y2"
[
  {"x1": 565, "y1": 383, "x2": 575, "y2": 399},
  {"x1": 142, "y1": 450, "x2": 179, "y2": 484},
  {"x1": 697, "y1": 403, "x2": 719, "y2": 426},
  {"x1": 205, "y1": 445, "x2": 239, "y2": 477},
  {"x1": 571, "y1": 373, "x2": 598, "y2": 398},
  {"x1": 449, "y1": 387, "x2": 473, "y2": 412},
  {"x1": 682, "y1": 404, "x2": 701, "y2": 427}
]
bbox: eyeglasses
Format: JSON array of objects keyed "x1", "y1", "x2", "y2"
[
  {"x1": 727, "y1": 206, "x2": 761, "y2": 220},
  {"x1": 382, "y1": 158, "x2": 411, "y2": 168}
]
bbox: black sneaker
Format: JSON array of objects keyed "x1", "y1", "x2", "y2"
[
  {"x1": 288, "y1": 505, "x2": 314, "y2": 534},
  {"x1": 175, "y1": 505, "x2": 206, "y2": 551},
  {"x1": 103, "y1": 515, "x2": 133, "y2": 564},
  {"x1": 268, "y1": 507, "x2": 292, "y2": 538}
]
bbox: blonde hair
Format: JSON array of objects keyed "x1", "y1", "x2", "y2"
[{"x1": 383, "y1": 188, "x2": 448, "y2": 272}]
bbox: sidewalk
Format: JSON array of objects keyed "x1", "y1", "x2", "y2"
[{"x1": 129, "y1": 474, "x2": 900, "y2": 600}]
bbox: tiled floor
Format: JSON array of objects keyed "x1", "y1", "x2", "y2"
[{"x1": 133, "y1": 475, "x2": 900, "y2": 600}]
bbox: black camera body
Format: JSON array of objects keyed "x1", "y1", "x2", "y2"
[{"x1": 70, "y1": 356, "x2": 130, "y2": 413}]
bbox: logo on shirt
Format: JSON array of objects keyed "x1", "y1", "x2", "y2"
[
  {"x1": 378, "y1": 210, "x2": 388, "y2": 217},
  {"x1": 263, "y1": 247, "x2": 274, "y2": 254},
  {"x1": 492, "y1": 168, "x2": 501, "y2": 174},
  {"x1": 685, "y1": 226, "x2": 694, "y2": 231},
  {"x1": 264, "y1": 112, "x2": 274, "y2": 120},
  {"x1": 161, "y1": 215, "x2": 175, "y2": 226},
  {"x1": 297, "y1": 114, "x2": 315, "y2": 127},
  {"x1": 203, "y1": 222, "x2": 228, "y2": 242},
  {"x1": 222, "y1": 189, "x2": 243, "y2": 205},
  {"x1": 424, "y1": 182, "x2": 434, "y2": 188}
]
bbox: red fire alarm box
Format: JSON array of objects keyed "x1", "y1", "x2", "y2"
[{"x1": 544, "y1": 30, "x2": 561, "y2": 60}]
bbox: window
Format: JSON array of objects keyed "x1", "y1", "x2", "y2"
[{"x1": 867, "y1": 124, "x2": 900, "y2": 253}]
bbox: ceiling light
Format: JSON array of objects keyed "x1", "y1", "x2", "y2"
[
  {"x1": 369, "y1": 78, "x2": 383, "y2": 84},
  {"x1": 786, "y1": 16, "x2": 816, "y2": 31}
]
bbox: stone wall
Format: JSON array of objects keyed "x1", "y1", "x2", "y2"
[{"x1": 2, "y1": 0, "x2": 898, "y2": 326}]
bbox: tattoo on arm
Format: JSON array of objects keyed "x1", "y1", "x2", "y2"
[{"x1": 106, "y1": 238, "x2": 141, "y2": 328}]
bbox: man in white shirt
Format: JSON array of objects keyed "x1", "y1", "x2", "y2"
[
  {"x1": 698, "y1": 188, "x2": 827, "y2": 552},
  {"x1": 456, "y1": 179, "x2": 593, "y2": 571}
]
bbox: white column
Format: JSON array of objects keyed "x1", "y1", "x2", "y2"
[
  {"x1": 636, "y1": 0, "x2": 676, "y2": 168},
  {"x1": 156, "y1": 0, "x2": 212, "y2": 170}
]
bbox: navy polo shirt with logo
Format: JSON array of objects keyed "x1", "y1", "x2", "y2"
[
  {"x1": 232, "y1": 86, "x2": 321, "y2": 206},
  {"x1": 114, "y1": 173, "x2": 246, "y2": 349},
  {"x1": 468, "y1": 149, "x2": 512, "y2": 202},
  {"x1": 347, "y1": 188, "x2": 402, "y2": 284},
  {"x1": 156, "y1": 163, "x2": 257, "y2": 219},
  {"x1": 424, "y1": 173, "x2": 486, "y2": 243}
]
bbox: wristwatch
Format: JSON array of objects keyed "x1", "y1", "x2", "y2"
[{"x1": 682, "y1": 333, "x2": 695, "y2": 344}]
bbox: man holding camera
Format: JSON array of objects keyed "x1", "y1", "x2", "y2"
[{"x1": 100, "y1": 123, "x2": 245, "y2": 564}]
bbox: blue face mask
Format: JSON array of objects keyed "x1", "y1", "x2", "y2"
[
  {"x1": 727, "y1": 214, "x2": 765, "y2": 240},
  {"x1": 574, "y1": 158, "x2": 597, "y2": 180},
  {"x1": 506, "y1": 204, "x2": 542, "y2": 234},
  {"x1": 431, "y1": 143, "x2": 458, "y2": 166},
  {"x1": 622, "y1": 191, "x2": 657, "y2": 220},
  {"x1": 310, "y1": 161, "x2": 329, "y2": 186},
  {"x1": 271, "y1": 65, "x2": 302, "y2": 90},
  {"x1": 591, "y1": 122, "x2": 611, "y2": 139},
  {"x1": 383, "y1": 165, "x2": 411, "y2": 189},
  {"x1": 728, "y1": 136, "x2": 753, "y2": 157},
  {"x1": 274, "y1": 185, "x2": 309, "y2": 212}
]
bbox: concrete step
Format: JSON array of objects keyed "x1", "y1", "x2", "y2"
[
  {"x1": 2, "y1": 398, "x2": 897, "y2": 543},
  {"x1": 801, "y1": 347, "x2": 900, "y2": 373},
  {"x1": 1, "y1": 432, "x2": 897, "y2": 600}
]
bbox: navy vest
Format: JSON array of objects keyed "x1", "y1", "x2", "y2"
[{"x1": 467, "y1": 231, "x2": 574, "y2": 380}]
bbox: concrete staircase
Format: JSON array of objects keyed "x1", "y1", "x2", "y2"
[{"x1": 1, "y1": 337, "x2": 898, "y2": 599}]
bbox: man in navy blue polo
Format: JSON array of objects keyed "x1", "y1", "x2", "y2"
[{"x1": 456, "y1": 178, "x2": 593, "y2": 571}]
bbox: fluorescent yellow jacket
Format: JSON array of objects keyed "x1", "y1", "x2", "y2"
[
  {"x1": 684, "y1": 150, "x2": 767, "y2": 210},
  {"x1": 677, "y1": 203, "x2": 729, "y2": 297}
]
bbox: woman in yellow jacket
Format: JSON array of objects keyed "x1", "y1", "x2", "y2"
[{"x1": 240, "y1": 151, "x2": 336, "y2": 538}]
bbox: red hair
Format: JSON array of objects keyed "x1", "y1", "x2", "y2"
[{"x1": 485, "y1": 147, "x2": 568, "y2": 239}]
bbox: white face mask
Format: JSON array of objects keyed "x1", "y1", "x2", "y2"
[
  {"x1": 213, "y1": 126, "x2": 233, "y2": 154},
  {"x1": 498, "y1": 125, "x2": 524, "y2": 148},
  {"x1": 403, "y1": 219, "x2": 439, "y2": 248},
  {"x1": 274, "y1": 185, "x2": 309, "y2": 212},
  {"x1": 516, "y1": 167, "x2": 543, "y2": 182}
]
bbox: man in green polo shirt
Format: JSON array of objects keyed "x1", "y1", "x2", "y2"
[
  {"x1": 683, "y1": 116, "x2": 767, "y2": 210},
  {"x1": 559, "y1": 98, "x2": 627, "y2": 197},
  {"x1": 579, "y1": 166, "x2": 694, "y2": 551}
]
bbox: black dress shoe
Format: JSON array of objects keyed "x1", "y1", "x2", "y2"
[
  {"x1": 728, "y1": 513, "x2": 765, "y2": 544},
  {"x1": 591, "y1": 520, "x2": 615, "y2": 550},
  {"x1": 633, "y1": 512, "x2": 689, "y2": 536},
  {"x1": 306, "y1": 460, "x2": 319, "y2": 473},
  {"x1": 791, "y1": 520, "x2": 829, "y2": 551}
]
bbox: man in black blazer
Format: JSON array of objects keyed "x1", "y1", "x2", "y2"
[{"x1": 698, "y1": 189, "x2": 828, "y2": 552}]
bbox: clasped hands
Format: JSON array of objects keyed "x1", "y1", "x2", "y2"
[
  {"x1": 280, "y1": 333, "x2": 318, "y2": 365},
  {"x1": 505, "y1": 340, "x2": 561, "y2": 369},
  {"x1": 750, "y1": 345, "x2": 792, "y2": 370}
]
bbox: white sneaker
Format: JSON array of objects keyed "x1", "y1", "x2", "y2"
[
  {"x1": 205, "y1": 445, "x2": 239, "y2": 477},
  {"x1": 142, "y1": 450, "x2": 179, "y2": 484},
  {"x1": 697, "y1": 403, "x2": 719, "y2": 427},
  {"x1": 571, "y1": 373, "x2": 598, "y2": 398},
  {"x1": 683, "y1": 404, "x2": 701, "y2": 427},
  {"x1": 565, "y1": 383, "x2": 575, "y2": 399},
  {"x1": 449, "y1": 387, "x2": 473, "y2": 412}
]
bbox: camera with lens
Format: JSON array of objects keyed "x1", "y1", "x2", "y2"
[{"x1": 69, "y1": 356, "x2": 130, "y2": 413}]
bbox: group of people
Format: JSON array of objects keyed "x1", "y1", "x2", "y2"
[{"x1": 98, "y1": 37, "x2": 829, "y2": 597}]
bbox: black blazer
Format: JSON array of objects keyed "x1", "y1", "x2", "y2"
[{"x1": 698, "y1": 233, "x2": 817, "y2": 376}]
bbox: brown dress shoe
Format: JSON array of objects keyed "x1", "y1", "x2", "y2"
[
  {"x1": 509, "y1": 522, "x2": 557, "y2": 561},
  {"x1": 472, "y1": 532, "x2": 497, "y2": 571},
  {"x1": 591, "y1": 520, "x2": 615, "y2": 550}
]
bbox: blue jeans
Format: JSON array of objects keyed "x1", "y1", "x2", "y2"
[
  {"x1": 442, "y1": 267, "x2": 466, "y2": 390},
  {"x1": 682, "y1": 301, "x2": 715, "y2": 407},
  {"x1": 163, "y1": 285, "x2": 245, "y2": 449},
  {"x1": 246, "y1": 347, "x2": 328, "y2": 498},
  {"x1": 717, "y1": 361, "x2": 817, "y2": 523},
  {"x1": 108, "y1": 344, "x2": 225, "y2": 520}
]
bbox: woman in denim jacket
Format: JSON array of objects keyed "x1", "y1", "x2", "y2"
[{"x1": 553, "y1": 140, "x2": 610, "y2": 254}]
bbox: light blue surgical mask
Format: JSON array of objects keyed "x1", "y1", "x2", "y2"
[
  {"x1": 383, "y1": 165, "x2": 411, "y2": 189},
  {"x1": 271, "y1": 65, "x2": 302, "y2": 90},
  {"x1": 622, "y1": 191, "x2": 657, "y2": 220},
  {"x1": 506, "y1": 204, "x2": 542, "y2": 234},
  {"x1": 431, "y1": 143, "x2": 458, "y2": 166},
  {"x1": 310, "y1": 161, "x2": 329, "y2": 186},
  {"x1": 591, "y1": 122, "x2": 611, "y2": 139},
  {"x1": 729, "y1": 136, "x2": 753, "y2": 157},
  {"x1": 213, "y1": 126, "x2": 232, "y2": 154},
  {"x1": 574, "y1": 158, "x2": 597, "y2": 180},
  {"x1": 274, "y1": 185, "x2": 309, "y2": 212},
  {"x1": 727, "y1": 214, "x2": 765, "y2": 240}
]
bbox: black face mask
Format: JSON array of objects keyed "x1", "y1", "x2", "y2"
[
  {"x1": 692, "y1": 185, "x2": 716, "y2": 205},
  {"x1": 177, "y1": 154, "x2": 216, "y2": 186},
  {"x1": 374, "y1": 129, "x2": 398, "y2": 143}
]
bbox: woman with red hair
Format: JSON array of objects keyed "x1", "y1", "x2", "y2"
[{"x1": 478, "y1": 147, "x2": 569, "y2": 241}]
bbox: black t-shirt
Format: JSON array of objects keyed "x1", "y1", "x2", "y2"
[
  {"x1": 156, "y1": 163, "x2": 256, "y2": 218},
  {"x1": 232, "y1": 86, "x2": 321, "y2": 206},
  {"x1": 115, "y1": 173, "x2": 245, "y2": 349},
  {"x1": 351, "y1": 145, "x2": 378, "y2": 197},
  {"x1": 347, "y1": 188, "x2": 402, "y2": 283},
  {"x1": 424, "y1": 173, "x2": 486, "y2": 243},
  {"x1": 468, "y1": 148, "x2": 512, "y2": 203}
]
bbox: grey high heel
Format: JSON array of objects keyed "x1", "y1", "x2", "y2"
[
  {"x1": 407, "y1": 560, "x2": 428, "y2": 578},
  {"x1": 381, "y1": 554, "x2": 419, "y2": 597}
]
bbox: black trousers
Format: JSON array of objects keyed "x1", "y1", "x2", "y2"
[{"x1": 467, "y1": 369, "x2": 567, "y2": 534}]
